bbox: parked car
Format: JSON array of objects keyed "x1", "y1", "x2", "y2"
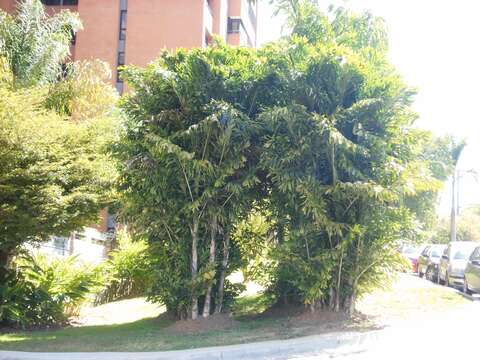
[
  {"x1": 463, "y1": 245, "x2": 480, "y2": 294},
  {"x1": 422, "y1": 245, "x2": 447, "y2": 283},
  {"x1": 438, "y1": 241, "x2": 478, "y2": 288},
  {"x1": 417, "y1": 244, "x2": 433, "y2": 277},
  {"x1": 400, "y1": 244, "x2": 426, "y2": 273}
]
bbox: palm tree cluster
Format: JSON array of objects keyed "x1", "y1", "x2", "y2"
[{"x1": 114, "y1": 2, "x2": 456, "y2": 319}]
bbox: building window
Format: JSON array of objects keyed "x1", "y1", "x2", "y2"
[
  {"x1": 41, "y1": 0, "x2": 78, "y2": 5},
  {"x1": 119, "y1": 10, "x2": 127, "y2": 40},
  {"x1": 117, "y1": 69, "x2": 124, "y2": 83},
  {"x1": 107, "y1": 213, "x2": 116, "y2": 232},
  {"x1": 117, "y1": 52, "x2": 125, "y2": 66},
  {"x1": 117, "y1": 52, "x2": 125, "y2": 82},
  {"x1": 228, "y1": 18, "x2": 242, "y2": 33},
  {"x1": 116, "y1": 0, "x2": 128, "y2": 93},
  {"x1": 70, "y1": 30, "x2": 77, "y2": 45},
  {"x1": 52, "y1": 237, "x2": 68, "y2": 256}
]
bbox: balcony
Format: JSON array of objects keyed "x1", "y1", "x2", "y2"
[{"x1": 228, "y1": 17, "x2": 253, "y2": 47}]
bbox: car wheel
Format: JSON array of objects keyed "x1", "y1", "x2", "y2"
[
  {"x1": 464, "y1": 278, "x2": 472, "y2": 295},
  {"x1": 426, "y1": 267, "x2": 432, "y2": 282},
  {"x1": 438, "y1": 271, "x2": 445, "y2": 285}
]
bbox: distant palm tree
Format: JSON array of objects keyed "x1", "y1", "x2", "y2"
[{"x1": 0, "y1": 0, "x2": 82, "y2": 87}]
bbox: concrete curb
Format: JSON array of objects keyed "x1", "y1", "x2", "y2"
[{"x1": 0, "y1": 330, "x2": 381, "y2": 360}]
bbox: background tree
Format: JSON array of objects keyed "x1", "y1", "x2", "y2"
[
  {"x1": 433, "y1": 207, "x2": 480, "y2": 243},
  {"x1": 0, "y1": 0, "x2": 82, "y2": 87},
  {"x1": 0, "y1": 60, "x2": 117, "y2": 282},
  {"x1": 45, "y1": 59, "x2": 119, "y2": 121},
  {"x1": 401, "y1": 134, "x2": 458, "y2": 240}
]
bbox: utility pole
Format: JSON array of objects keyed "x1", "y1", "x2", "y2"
[
  {"x1": 450, "y1": 171, "x2": 456, "y2": 242},
  {"x1": 456, "y1": 171, "x2": 461, "y2": 215}
]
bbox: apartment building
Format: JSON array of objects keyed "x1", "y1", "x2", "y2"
[
  {"x1": 0, "y1": 0, "x2": 258, "y2": 262},
  {"x1": 0, "y1": 0, "x2": 258, "y2": 93}
]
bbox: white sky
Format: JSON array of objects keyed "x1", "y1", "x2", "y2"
[{"x1": 257, "y1": 0, "x2": 480, "y2": 216}]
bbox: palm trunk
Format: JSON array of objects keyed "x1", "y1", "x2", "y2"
[
  {"x1": 0, "y1": 249, "x2": 12, "y2": 284},
  {"x1": 334, "y1": 248, "x2": 344, "y2": 312},
  {"x1": 190, "y1": 219, "x2": 199, "y2": 320},
  {"x1": 215, "y1": 231, "x2": 230, "y2": 314},
  {"x1": 328, "y1": 286, "x2": 335, "y2": 310},
  {"x1": 346, "y1": 280, "x2": 357, "y2": 315},
  {"x1": 347, "y1": 234, "x2": 361, "y2": 315},
  {"x1": 203, "y1": 216, "x2": 217, "y2": 318}
]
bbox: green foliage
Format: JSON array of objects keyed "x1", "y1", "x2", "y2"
[
  {"x1": 232, "y1": 210, "x2": 276, "y2": 287},
  {"x1": 0, "y1": 0, "x2": 82, "y2": 87},
  {"x1": 146, "y1": 241, "x2": 192, "y2": 319},
  {"x1": 0, "y1": 254, "x2": 98, "y2": 327},
  {"x1": 273, "y1": 1, "x2": 388, "y2": 53},
  {"x1": 0, "y1": 0, "x2": 121, "y2": 328},
  {"x1": 115, "y1": 42, "x2": 271, "y2": 318},
  {"x1": 45, "y1": 59, "x2": 119, "y2": 120},
  {"x1": 252, "y1": 0, "x2": 452, "y2": 313},
  {"x1": 96, "y1": 231, "x2": 153, "y2": 304},
  {"x1": 433, "y1": 208, "x2": 480, "y2": 244},
  {"x1": 115, "y1": 0, "x2": 454, "y2": 317},
  {"x1": 0, "y1": 60, "x2": 117, "y2": 268}
]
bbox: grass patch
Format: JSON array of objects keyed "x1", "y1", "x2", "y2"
[
  {"x1": 232, "y1": 293, "x2": 275, "y2": 318},
  {"x1": 0, "y1": 274, "x2": 470, "y2": 352},
  {"x1": 356, "y1": 273, "x2": 469, "y2": 322},
  {"x1": 0, "y1": 315, "x2": 286, "y2": 352}
]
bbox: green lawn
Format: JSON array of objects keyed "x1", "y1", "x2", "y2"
[
  {"x1": 0, "y1": 316, "x2": 284, "y2": 352},
  {"x1": 0, "y1": 274, "x2": 470, "y2": 352},
  {"x1": 0, "y1": 294, "x2": 286, "y2": 352},
  {"x1": 0, "y1": 294, "x2": 346, "y2": 352}
]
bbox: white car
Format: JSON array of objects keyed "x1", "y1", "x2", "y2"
[{"x1": 438, "y1": 241, "x2": 478, "y2": 288}]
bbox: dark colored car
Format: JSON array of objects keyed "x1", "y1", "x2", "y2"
[
  {"x1": 422, "y1": 245, "x2": 446, "y2": 283},
  {"x1": 417, "y1": 244, "x2": 434, "y2": 277},
  {"x1": 463, "y1": 246, "x2": 480, "y2": 294},
  {"x1": 438, "y1": 241, "x2": 478, "y2": 288}
]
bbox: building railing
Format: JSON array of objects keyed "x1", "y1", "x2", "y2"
[
  {"x1": 247, "y1": 0, "x2": 257, "y2": 31},
  {"x1": 241, "y1": 0, "x2": 256, "y2": 46},
  {"x1": 204, "y1": 0, "x2": 214, "y2": 35}
]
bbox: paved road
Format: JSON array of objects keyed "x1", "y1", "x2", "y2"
[{"x1": 286, "y1": 301, "x2": 480, "y2": 359}]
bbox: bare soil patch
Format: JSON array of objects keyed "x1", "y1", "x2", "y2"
[{"x1": 167, "y1": 313, "x2": 238, "y2": 334}]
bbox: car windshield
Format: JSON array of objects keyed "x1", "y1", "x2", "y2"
[
  {"x1": 430, "y1": 249, "x2": 442, "y2": 257},
  {"x1": 403, "y1": 247, "x2": 418, "y2": 255},
  {"x1": 453, "y1": 249, "x2": 472, "y2": 260}
]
